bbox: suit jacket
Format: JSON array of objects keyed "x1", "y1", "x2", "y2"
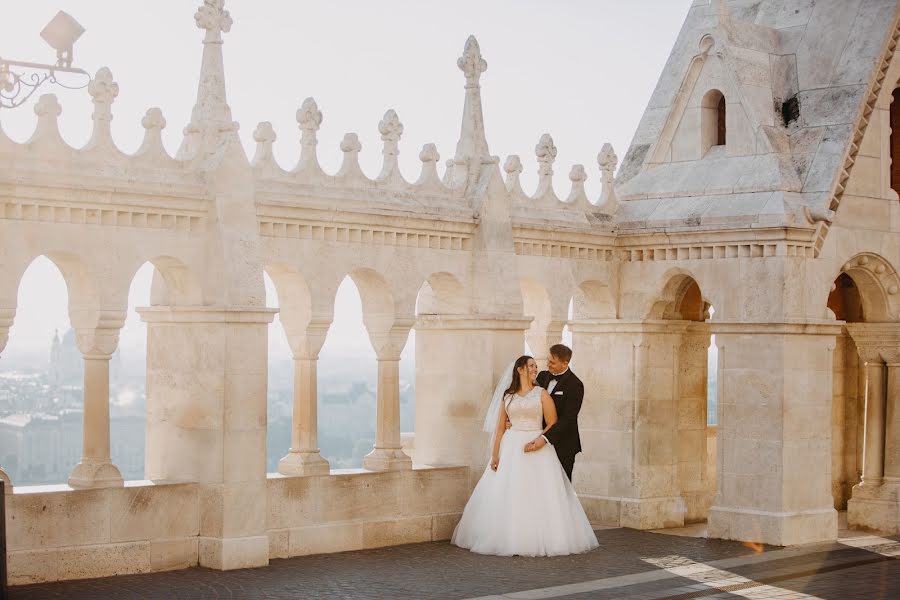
[{"x1": 537, "y1": 369, "x2": 584, "y2": 461}]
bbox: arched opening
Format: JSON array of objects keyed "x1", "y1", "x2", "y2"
[
  {"x1": 827, "y1": 265, "x2": 884, "y2": 511},
  {"x1": 263, "y1": 271, "x2": 294, "y2": 474},
  {"x1": 717, "y1": 94, "x2": 726, "y2": 147},
  {"x1": 832, "y1": 256, "x2": 900, "y2": 532},
  {"x1": 318, "y1": 276, "x2": 378, "y2": 469},
  {"x1": 891, "y1": 88, "x2": 900, "y2": 195},
  {"x1": 701, "y1": 89, "x2": 726, "y2": 156},
  {"x1": 520, "y1": 279, "x2": 557, "y2": 369},
  {"x1": 0, "y1": 257, "x2": 77, "y2": 485},
  {"x1": 654, "y1": 274, "x2": 714, "y2": 523},
  {"x1": 110, "y1": 262, "x2": 153, "y2": 481}
]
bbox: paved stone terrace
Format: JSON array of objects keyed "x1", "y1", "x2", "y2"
[{"x1": 11, "y1": 528, "x2": 899, "y2": 600}]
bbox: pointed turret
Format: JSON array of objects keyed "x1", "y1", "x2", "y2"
[
  {"x1": 448, "y1": 36, "x2": 492, "y2": 190},
  {"x1": 176, "y1": 0, "x2": 239, "y2": 162}
]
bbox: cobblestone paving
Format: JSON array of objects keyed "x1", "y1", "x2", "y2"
[{"x1": 10, "y1": 529, "x2": 900, "y2": 600}]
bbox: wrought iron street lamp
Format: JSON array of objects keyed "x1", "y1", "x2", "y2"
[{"x1": 0, "y1": 10, "x2": 91, "y2": 109}]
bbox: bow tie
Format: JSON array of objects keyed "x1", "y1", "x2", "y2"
[{"x1": 549, "y1": 374, "x2": 562, "y2": 381}]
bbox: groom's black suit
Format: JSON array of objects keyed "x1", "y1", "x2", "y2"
[{"x1": 537, "y1": 369, "x2": 584, "y2": 481}]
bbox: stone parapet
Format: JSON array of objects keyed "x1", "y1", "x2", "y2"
[{"x1": 4, "y1": 466, "x2": 469, "y2": 585}]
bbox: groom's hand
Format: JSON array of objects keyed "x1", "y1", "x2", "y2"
[
  {"x1": 524, "y1": 437, "x2": 547, "y2": 452},
  {"x1": 505, "y1": 418, "x2": 512, "y2": 430}
]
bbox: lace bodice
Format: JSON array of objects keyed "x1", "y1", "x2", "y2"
[{"x1": 505, "y1": 387, "x2": 544, "y2": 431}]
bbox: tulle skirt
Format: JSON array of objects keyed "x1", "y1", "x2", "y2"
[{"x1": 451, "y1": 429, "x2": 599, "y2": 557}]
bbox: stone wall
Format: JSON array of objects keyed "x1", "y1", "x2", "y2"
[{"x1": 5, "y1": 466, "x2": 468, "y2": 585}]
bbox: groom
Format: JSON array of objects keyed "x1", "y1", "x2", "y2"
[{"x1": 524, "y1": 343, "x2": 584, "y2": 481}]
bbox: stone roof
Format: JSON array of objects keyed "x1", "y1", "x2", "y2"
[{"x1": 615, "y1": 0, "x2": 898, "y2": 236}]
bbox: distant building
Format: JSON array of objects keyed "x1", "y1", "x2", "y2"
[{"x1": 49, "y1": 328, "x2": 122, "y2": 387}]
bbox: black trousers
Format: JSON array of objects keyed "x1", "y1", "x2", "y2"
[{"x1": 559, "y1": 454, "x2": 575, "y2": 481}]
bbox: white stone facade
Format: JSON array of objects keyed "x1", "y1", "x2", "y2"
[{"x1": 0, "y1": 0, "x2": 898, "y2": 584}]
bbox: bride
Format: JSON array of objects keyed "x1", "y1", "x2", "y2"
[{"x1": 451, "y1": 355, "x2": 599, "y2": 556}]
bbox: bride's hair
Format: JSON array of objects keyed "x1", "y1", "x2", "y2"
[{"x1": 503, "y1": 355, "x2": 533, "y2": 398}]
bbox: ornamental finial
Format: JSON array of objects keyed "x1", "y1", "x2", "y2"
[
  {"x1": 195, "y1": 0, "x2": 233, "y2": 42},
  {"x1": 88, "y1": 67, "x2": 119, "y2": 108},
  {"x1": 297, "y1": 97, "x2": 323, "y2": 135},
  {"x1": 458, "y1": 35, "x2": 487, "y2": 86},
  {"x1": 379, "y1": 109, "x2": 404, "y2": 143},
  {"x1": 597, "y1": 143, "x2": 618, "y2": 181},
  {"x1": 535, "y1": 133, "x2": 557, "y2": 177}
]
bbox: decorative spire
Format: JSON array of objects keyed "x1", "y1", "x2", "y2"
[
  {"x1": 565, "y1": 164, "x2": 590, "y2": 207},
  {"x1": 597, "y1": 143, "x2": 618, "y2": 212},
  {"x1": 85, "y1": 67, "x2": 118, "y2": 151},
  {"x1": 415, "y1": 143, "x2": 443, "y2": 189},
  {"x1": 177, "y1": 0, "x2": 237, "y2": 160},
  {"x1": 251, "y1": 121, "x2": 276, "y2": 169},
  {"x1": 377, "y1": 109, "x2": 404, "y2": 182},
  {"x1": 135, "y1": 107, "x2": 171, "y2": 163},
  {"x1": 295, "y1": 97, "x2": 323, "y2": 175},
  {"x1": 29, "y1": 94, "x2": 64, "y2": 147},
  {"x1": 533, "y1": 133, "x2": 558, "y2": 202},
  {"x1": 336, "y1": 132, "x2": 366, "y2": 181},
  {"x1": 503, "y1": 155, "x2": 524, "y2": 196},
  {"x1": 450, "y1": 35, "x2": 491, "y2": 189}
]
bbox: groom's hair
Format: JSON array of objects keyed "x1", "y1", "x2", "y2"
[{"x1": 549, "y1": 344, "x2": 572, "y2": 363}]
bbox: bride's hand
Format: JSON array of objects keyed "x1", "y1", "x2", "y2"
[{"x1": 490, "y1": 456, "x2": 499, "y2": 471}]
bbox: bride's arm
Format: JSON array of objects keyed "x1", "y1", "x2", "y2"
[
  {"x1": 524, "y1": 391, "x2": 559, "y2": 453},
  {"x1": 490, "y1": 400, "x2": 508, "y2": 470},
  {"x1": 539, "y1": 390, "x2": 558, "y2": 435}
]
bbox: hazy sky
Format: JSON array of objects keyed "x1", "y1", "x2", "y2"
[{"x1": 1, "y1": 0, "x2": 692, "y2": 364}]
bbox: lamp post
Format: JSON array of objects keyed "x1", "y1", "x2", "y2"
[{"x1": 0, "y1": 10, "x2": 90, "y2": 109}]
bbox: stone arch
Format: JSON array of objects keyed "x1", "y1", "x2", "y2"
[
  {"x1": 144, "y1": 256, "x2": 204, "y2": 307},
  {"x1": 520, "y1": 277, "x2": 558, "y2": 362},
  {"x1": 701, "y1": 88, "x2": 726, "y2": 156},
  {"x1": 33, "y1": 251, "x2": 101, "y2": 332},
  {"x1": 265, "y1": 263, "x2": 313, "y2": 344},
  {"x1": 520, "y1": 278, "x2": 552, "y2": 330},
  {"x1": 348, "y1": 267, "x2": 397, "y2": 334},
  {"x1": 825, "y1": 252, "x2": 900, "y2": 512},
  {"x1": 829, "y1": 253, "x2": 900, "y2": 323},
  {"x1": 647, "y1": 270, "x2": 710, "y2": 322},
  {"x1": 417, "y1": 271, "x2": 467, "y2": 315},
  {"x1": 572, "y1": 279, "x2": 616, "y2": 320}
]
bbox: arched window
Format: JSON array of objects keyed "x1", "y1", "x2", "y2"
[
  {"x1": 717, "y1": 94, "x2": 726, "y2": 146},
  {"x1": 891, "y1": 88, "x2": 900, "y2": 193},
  {"x1": 701, "y1": 89, "x2": 726, "y2": 156}
]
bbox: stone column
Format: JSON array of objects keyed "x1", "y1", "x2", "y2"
[
  {"x1": 68, "y1": 323, "x2": 125, "y2": 489},
  {"x1": 861, "y1": 359, "x2": 887, "y2": 486},
  {"x1": 885, "y1": 363, "x2": 900, "y2": 483},
  {"x1": 707, "y1": 322, "x2": 840, "y2": 546},
  {"x1": 847, "y1": 323, "x2": 900, "y2": 533},
  {"x1": 363, "y1": 319, "x2": 414, "y2": 471},
  {"x1": 414, "y1": 315, "x2": 531, "y2": 470},
  {"x1": 570, "y1": 319, "x2": 688, "y2": 530},
  {"x1": 278, "y1": 320, "x2": 330, "y2": 476},
  {"x1": 0, "y1": 308, "x2": 14, "y2": 492},
  {"x1": 139, "y1": 306, "x2": 276, "y2": 569}
]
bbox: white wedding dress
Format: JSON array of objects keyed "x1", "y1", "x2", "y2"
[{"x1": 451, "y1": 386, "x2": 599, "y2": 556}]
